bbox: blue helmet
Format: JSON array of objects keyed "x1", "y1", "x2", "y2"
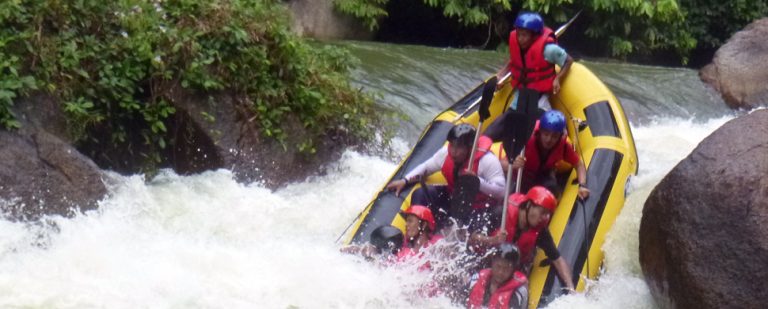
[
  {"x1": 540, "y1": 110, "x2": 566, "y2": 133},
  {"x1": 514, "y1": 12, "x2": 544, "y2": 33}
]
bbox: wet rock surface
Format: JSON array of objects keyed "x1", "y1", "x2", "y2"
[
  {"x1": 640, "y1": 109, "x2": 768, "y2": 308},
  {"x1": 700, "y1": 18, "x2": 768, "y2": 110}
]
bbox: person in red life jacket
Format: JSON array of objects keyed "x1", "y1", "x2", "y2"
[
  {"x1": 467, "y1": 243, "x2": 529, "y2": 309},
  {"x1": 502, "y1": 12, "x2": 573, "y2": 108},
  {"x1": 386, "y1": 124, "x2": 505, "y2": 232},
  {"x1": 484, "y1": 12, "x2": 574, "y2": 143},
  {"x1": 468, "y1": 186, "x2": 576, "y2": 292},
  {"x1": 397, "y1": 205, "x2": 444, "y2": 261},
  {"x1": 509, "y1": 110, "x2": 589, "y2": 199}
]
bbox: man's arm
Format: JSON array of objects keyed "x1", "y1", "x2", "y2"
[
  {"x1": 543, "y1": 44, "x2": 573, "y2": 95},
  {"x1": 537, "y1": 229, "x2": 576, "y2": 291},
  {"x1": 386, "y1": 146, "x2": 447, "y2": 196},
  {"x1": 551, "y1": 256, "x2": 576, "y2": 291},
  {"x1": 564, "y1": 142, "x2": 590, "y2": 199},
  {"x1": 404, "y1": 146, "x2": 447, "y2": 180},
  {"x1": 477, "y1": 154, "x2": 506, "y2": 200}
]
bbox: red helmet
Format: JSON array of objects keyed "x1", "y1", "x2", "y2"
[
  {"x1": 526, "y1": 186, "x2": 557, "y2": 213},
  {"x1": 400, "y1": 205, "x2": 436, "y2": 231}
]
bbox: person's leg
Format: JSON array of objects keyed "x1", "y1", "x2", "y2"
[
  {"x1": 412, "y1": 185, "x2": 452, "y2": 230},
  {"x1": 537, "y1": 173, "x2": 562, "y2": 199},
  {"x1": 483, "y1": 109, "x2": 517, "y2": 142}
]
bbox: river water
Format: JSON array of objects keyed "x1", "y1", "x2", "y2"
[{"x1": 0, "y1": 42, "x2": 737, "y2": 308}]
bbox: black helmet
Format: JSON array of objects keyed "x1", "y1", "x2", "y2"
[
  {"x1": 370, "y1": 225, "x2": 404, "y2": 254},
  {"x1": 447, "y1": 123, "x2": 476, "y2": 147},
  {"x1": 493, "y1": 242, "x2": 520, "y2": 265}
]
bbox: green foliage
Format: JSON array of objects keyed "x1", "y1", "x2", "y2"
[
  {"x1": 334, "y1": 0, "x2": 389, "y2": 30},
  {"x1": 336, "y1": 0, "x2": 766, "y2": 62},
  {"x1": 527, "y1": 0, "x2": 697, "y2": 61},
  {"x1": 681, "y1": 0, "x2": 768, "y2": 48},
  {"x1": 0, "y1": 0, "x2": 381, "y2": 168},
  {"x1": 423, "y1": 0, "x2": 511, "y2": 26},
  {"x1": 334, "y1": 0, "x2": 511, "y2": 29}
]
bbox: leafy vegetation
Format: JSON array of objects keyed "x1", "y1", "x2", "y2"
[
  {"x1": 681, "y1": 0, "x2": 768, "y2": 49},
  {"x1": 334, "y1": 0, "x2": 768, "y2": 62},
  {"x1": 0, "y1": 0, "x2": 381, "y2": 166}
]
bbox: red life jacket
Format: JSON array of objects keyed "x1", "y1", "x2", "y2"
[
  {"x1": 441, "y1": 135, "x2": 494, "y2": 209},
  {"x1": 521, "y1": 128, "x2": 571, "y2": 184},
  {"x1": 396, "y1": 235, "x2": 445, "y2": 298},
  {"x1": 500, "y1": 194, "x2": 541, "y2": 265},
  {"x1": 467, "y1": 269, "x2": 528, "y2": 309},
  {"x1": 397, "y1": 234, "x2": 444, "y2": 271},
  {"x1": 508, "y1": 27, "x2": 557, "y2": 93}
]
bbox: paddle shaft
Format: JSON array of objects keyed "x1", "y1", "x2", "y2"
[
  {"x1": 464, "y1": 120, "x2": 485, "y2": 173},
  {"x1": 452, "y1": 76, "x2": 511, "y2": 122},
  {"x1": 500, "y1": 146, "x2": 525, "y2": 230}
]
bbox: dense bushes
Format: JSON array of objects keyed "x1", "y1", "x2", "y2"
[
  {"x1": 0, "y1": 0, "x2": 380, "y2": 162},
  {"x1": 335, "y1": 0, "x2": 768, "y2": 63}
]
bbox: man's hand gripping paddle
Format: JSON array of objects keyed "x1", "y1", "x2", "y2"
[{"x1": 449, "y1": 76, "x2": 496, "y2": 226}]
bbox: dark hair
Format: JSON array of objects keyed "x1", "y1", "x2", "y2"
[{"x1": 493, "y1": 242, "x2": 520, "y2": 265}]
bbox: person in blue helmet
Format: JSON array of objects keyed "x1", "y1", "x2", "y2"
[
  {"x1": 502, "y1": 11, "x2": 573, "y2": 109},
  {"x1": 509, "y1": 110, "x2": 589, "y2": 199},
  {"x1": 484, "y1": 12, "x2": 574, "y2": 143}
]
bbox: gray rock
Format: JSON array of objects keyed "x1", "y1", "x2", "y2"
[
  {"x1": 700, "y1": 18, "x2": 768, "y2": 110},
  {"x1": 286, "y1": 0, "x2": 373, "y2": 40},
  {"x1": 165, "y1": 88, "x2": 353, "y2": 188},
  {"x1": 640, "y1": 109, "x2": 768, "y2": 308},
  {"x1": 0, "y1": 130, "x2": 106, "y2": 220}
]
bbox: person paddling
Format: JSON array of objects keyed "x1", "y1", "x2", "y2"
[
  {"x1": 509, "y1": 110, "x2": 589, "y2": 199},
  {"x1": 467, "y1": 243, "x2": 529, "y2": 309},
  {"x1": 469, "y1": 186, "x2": 576, "y2": 292},
  {"x1": 386, "y1": 124, "x2": 505, "y2": 232}
]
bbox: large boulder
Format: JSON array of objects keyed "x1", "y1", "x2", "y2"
[
  {"x1": 640, "y1": 109, "x2": 768, "y2": 308},
  {"x1": 700, "y1": 18, "x2": 768, "y2": 109},
  {"x1": 286, "y1": 0, "x2": 373, "y2": 40},
  {"x1": 163, "y1": 87, "x2": 356, "y2": 188},
  {"x1": 1, "y1": 95, "x2": 107, "y2": 219}
]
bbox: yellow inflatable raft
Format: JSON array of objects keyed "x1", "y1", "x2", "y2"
[{"x1": 342, "y1": 62, "x2": 638, "y2": 308}]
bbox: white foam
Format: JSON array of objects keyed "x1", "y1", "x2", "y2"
[
  {"x1": 0, "y1": 116, "x2": 733, "y2": 307},
  {"x1": 544, "y1": 115, "x2": 733, "y2": 309}
]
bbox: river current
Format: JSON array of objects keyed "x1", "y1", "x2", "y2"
[{"x1": 0, "y1": 41, "x2": 738, "y2": 308}]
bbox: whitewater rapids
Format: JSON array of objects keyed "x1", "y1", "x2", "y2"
[{"x1": 0, "y1": 116, "x2": 732, "y2": 308}]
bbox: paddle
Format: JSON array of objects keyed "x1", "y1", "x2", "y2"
[
  {"x1": 449, "y1": 76, "x2": 497, "y2": 225},
  {"x1": 498, "y1": 107, "x2": 537, "y2": 231}
]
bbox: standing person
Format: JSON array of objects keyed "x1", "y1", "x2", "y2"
[
  {"x1": 468, "y1": 186, "x2": 576, "y2": 292},
  {"x1": 467, "y1": 243, "x2": 529, "y2": 309},
  {"x1": 386, "y1": 124, "x2": 505, "y2": 232},
  {"x1": 504, "y1": 11, "x2": 573, "y2": 110},
  {"x1": 510, "y1": 110, "x2": 589, "y2": 199},
  {"x1": 484, "y1": 11, "x2": 574, "y2": 142}
]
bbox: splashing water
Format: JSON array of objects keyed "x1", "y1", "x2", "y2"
[
  {"x1": 543, "y1": 116, "x2": 733, "y2": 309},
  {"x1": 0, "y1": 115, "x2": 734, "y2": 308}
]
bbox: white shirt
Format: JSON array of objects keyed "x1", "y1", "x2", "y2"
[{"x1": 405, "y1": 146, "x2": 506, "y2": 200}]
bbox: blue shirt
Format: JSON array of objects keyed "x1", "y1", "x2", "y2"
[{"x1": 543, "y1": 44, "x2": 568, "y2": 67}]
